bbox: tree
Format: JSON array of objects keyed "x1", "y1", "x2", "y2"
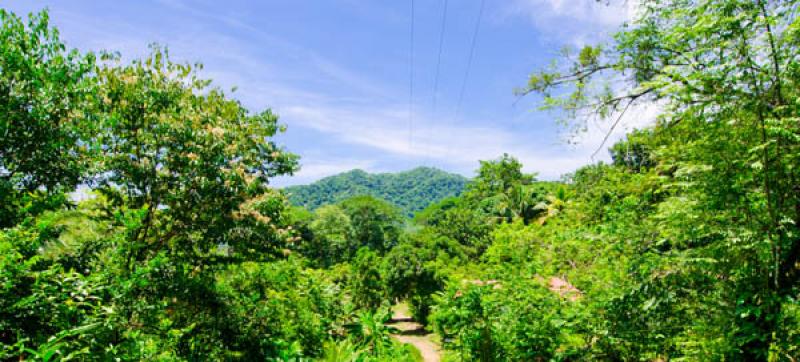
[
  {"x1": 464, "y1": 154, "x2": 551, "y2": 226},
  {"x1": 491, "y1": 184, "x2": 550, "y2": 225},
  {"x1": 522, "y1": 0, "x2": 800, "y2": 358},
  {"x1": 609, "y1": 129, "x2": 655, "y2": 173},
  {"x1": 75, "y1": 46, "x2": 298, "y2": 358},
  {"x1": 95, "y1": 45, "x2": 298, "y2": 267},
  {"x1": 307, "y1": 205, "x2": 354, "y2": 266},
  {"x1": 286, "y1": 205, "x2": 314, "y2": 249},
  {"x1": 382, "y1": 230, "x2": 464, "y2": 324},
  {"x1": 349, "y1": 248, "x2": 387, "y2": 311},
  {"x1": 416, "y1": 197, "x2": 492, "y2": 257},
  {"x1": 466, "y1": 154, "x2": 534, "y2": 200},
  {"x1": 339, "y1": 196, "x2": 402, "y2": 253},
  {"x1": 0, "y1": 11, "x2": 105, "y2": 357},
  {"x1": 215, "y1": 258, "x2": 344, "y2": 359},
  {"x1": 0, "y1": 9, "x2": 98, "y2": 227}
]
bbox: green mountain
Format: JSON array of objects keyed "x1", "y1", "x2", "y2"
[{"x1": 285, "y1": 167, "x2": 468, "y2": 216}]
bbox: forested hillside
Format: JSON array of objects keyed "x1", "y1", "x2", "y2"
[
  {"x1": 2, "y1": 2, "x2": 800, "y2": 361},
  {"x1": 285, "y1": 167, "x2": 467, "y2": 216}
]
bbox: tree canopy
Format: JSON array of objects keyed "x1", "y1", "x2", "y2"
[{"x1": 285, "y1": 167, "x2": 468, "y2": 217}]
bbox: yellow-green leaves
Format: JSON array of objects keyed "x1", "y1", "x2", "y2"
[{"x1": 578, "y1": 45, "x2": 602, "y2": 67}]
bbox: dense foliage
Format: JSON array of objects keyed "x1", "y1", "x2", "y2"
[
  {"x1": 0, "y1": 10, "x2": 97, "y2": 228},
  {"x1": 511, "y1": 0, "x2": 800, "y2": 359},
  {"x1": 3, "y1": 0, "x2": 800, "y2": 360},
  {"x1": 0, "y1": 9, "x2": 418, "y2": 361},
  {"x1": 285, "y1": 167, "x2": 468, "y2": 217}
]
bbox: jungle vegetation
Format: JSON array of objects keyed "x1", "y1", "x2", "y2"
[
  {"x1": 285, "y1": 167, "x2": 468, "y2": 217},
  {"x1": 2, "y1": 0, "x2": 800, "y2": 360}
]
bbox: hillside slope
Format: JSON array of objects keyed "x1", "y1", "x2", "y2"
[{"x1": 285, "y1": 167, "x2": 468, "y2": 216}]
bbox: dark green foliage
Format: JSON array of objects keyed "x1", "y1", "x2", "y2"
[
  {"x1": 349, "y1": 248, "x2": 388, "y2": 311},
  {"x1": 0, "y1": 224, "x2": 99, "y2": 360},
  {"x1": 5, "y1": 2, "x2": 800, "y2": 361},
  {"x1": 299, "y1": 196, "x2": 403, "y2": 266},
  {"x1": 214, "y1": 259, "x2": 344, "y2": 359},
  {"x1": 285, "y1": 167, "x2": 467, "y2": 217},
  {"x1": 415, "y1": 197, "x2": 492, "y2": 256},
  {"x1": 609, "y1": 129, "x2": 655, "y2": 173},
  {"x1": 431, "y1": 279, "x2": 562, "y2": 362},
  {"x1": 339, "y1": 196, "x2": 403, "y2": 254},
  {"x1": 464, "y1": 153, "x2": 534, "y2": 201},
  {"x1": 382, "y1": 230, "x2": 465, "y2": 324},
  {"x1": 324, "y1": 310, "x2": 423, "y2": 361},
  {"x1": 0, "y1": 10, "x2": 97, "y2": 228},
  {"x1": 514, "y1": 0, "x2": 800, "y2": 359},
  {"x1": 304, "y1": 204, "x2": 354, "y2": 266},
  {"x1": 463, "y1": 154, "x2": 559, "y2": 227}
]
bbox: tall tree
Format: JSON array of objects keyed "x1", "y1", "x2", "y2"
[
  {"x1": 339, "y1": 195, "x2": 403, "y2": 253},
  {"x1": 91, "y1": 46, "x2": 300, "y2": 357},
  {"x1": 0, "y1": 10, "x2": 98, "y2": 227},
  {"x1": 95, "y1": 46, "x2": 298, "y2": 267},
  {"x1": 466, "y1": 154, "x2": 534, "y2": 200},
  {"x1": 522, "y1": 0, "x2": 800, "y2": 358},
  {"x1": 308, "y1": 204, "x2": 354, "y2": 265}
]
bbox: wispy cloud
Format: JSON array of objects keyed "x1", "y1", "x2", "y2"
[
  {"x1": 15, "y1": 0, "x2": 658, "y2": 186},
  {"x1": 499, "y1": 0, "x2": 637, "y2": 46},
  {"x1": 281, "y1": 104, "x2": 511, "y2": 161},
  {"x1": 512, "y1": 0, "x2": 632, "y2": 27},
  {"x1": 147, "y1": 0, "x2": 392, "y2": 100},
  {"x1": 280, "y1": 102, "x2": 615, "y2": 180},
  {"x1": 51, "y1": 0, "x2": 649, "y2": 182},
  {"x1": 273, "y1": 155, "x2": 377, "y2": 187}
]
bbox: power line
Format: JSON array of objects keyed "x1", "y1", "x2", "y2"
[
  {"x1": 455, "y1": 0, "x2": 485, "y2": 117},
  {"x1": 431, "y1": 0, "x2": 449, "y2": 114},
  {"x1": 442, "y1": 0, "x2": 485, "y2": 165},
  {"x1": 425, "y1": 0, "x2": 449, "y2": 166},
  {"x1": 408, "y1": 0, "x2": 415, "y2": 154}
]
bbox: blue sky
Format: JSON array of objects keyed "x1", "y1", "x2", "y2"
[{"x1": 5, "y1": 0, "x2": 648, "y2": 186}]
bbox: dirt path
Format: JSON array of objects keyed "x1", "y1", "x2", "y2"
[{"x1": 387, "y1": 303, "x2": 441, "y2": 362}]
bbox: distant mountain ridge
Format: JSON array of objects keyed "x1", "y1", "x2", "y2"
[{"x1": 285, "y1": 167, "x2": 468, "y2": 216}]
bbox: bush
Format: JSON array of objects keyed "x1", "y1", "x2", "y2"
[
  {"x1": 215, "y1": 258, "x2": 345, "y2": 359},
  {"x1": 349, "y1": 248, "x2": 389, "y2": 311},
  {"x1": 381, "y1": 230, "x2": 463, "y2": 324},
  {"x1": 431, "y1": 278, "x2": 563, "y2": 361}
]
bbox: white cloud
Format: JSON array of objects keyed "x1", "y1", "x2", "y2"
[
  {"x1": 272, "y1": 156, "x2": 377, "y2": 187},
  {"x1": 279, "y1": 102, "x2": 631, "y2": 180},
  {"x1": 281, "y1": 105, "x2": 510, "y2": 161},
  {"x1": 501, "y1": 0, "x2": 639, "y2": 46},
  {"x1": 514, "y1": 0, "x2": 630, "y2": 27},
  {"x1": 570, "y1": 100, "x2": 661, "y2": 161},
  {"x1": 20, "y1": 1, "x2": 659, "y2": 185},
  {"x1": 148, "y1": 2, "x2": 392, "y2": 100}
]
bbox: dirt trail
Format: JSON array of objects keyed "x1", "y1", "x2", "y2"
[{"x1": 387, "y1": 303, "x2": 441, "y2": 362}]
